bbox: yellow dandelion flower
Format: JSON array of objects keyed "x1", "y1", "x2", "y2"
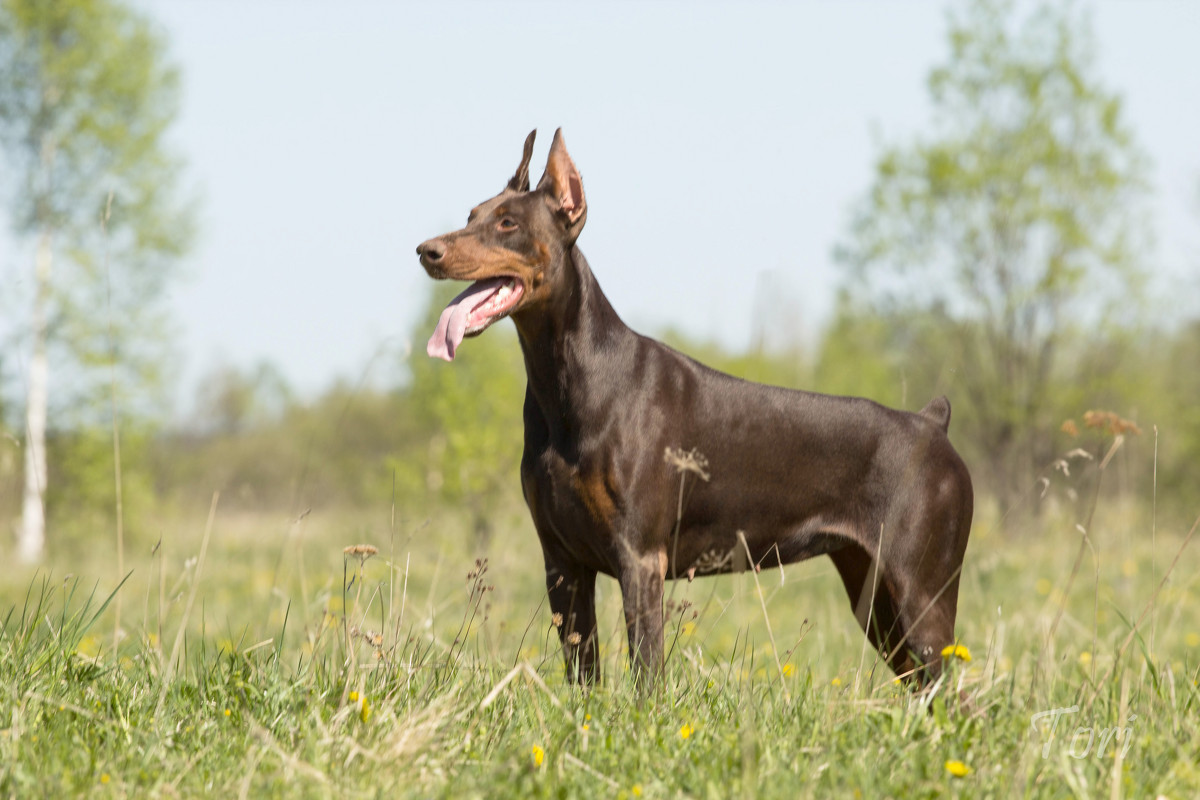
[
  {"x1": 632, "y1": 785, "x2": 643, "y2": 796},
  {"x1": 100, "y1": 774, "x2": 111, "y2": 785},
  {"x1": 224, "y1": 708, "x2": 231, "y2": 717},
  {"x1": 782, "y1": 663, "x2": 794, "y2": 677},
  {"x1": 941, "y1": 643, "x2": 972, "y2": 662},
  {"x1": 679, "y1": 723, "x2": 695, "y2": 739},
  {"x1": 1078, "y1": 651, "x2": 1092, "y2": 666},
  {"x1": 945, "y1": 760, "x2": 970, "y2": 777},
  {"x1": 532, "y1": 744, "x2": 545, "y2": 767},
  {"x1": 360, "y1": 696, "x2": 371, "y2": 723},
  {"x1": 348, "y1": 691, "x2": 359, "y2": 702},
  {"x1": 830, "y1": 677, "x2": 842, "y2": 687}
]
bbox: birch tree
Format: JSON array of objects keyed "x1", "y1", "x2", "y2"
[{"x1": 0, "y1": 0, "x2": 194, "y2": 561}]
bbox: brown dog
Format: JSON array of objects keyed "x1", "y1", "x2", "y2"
[{"x1": 418, "y1": 129, "x2": 973, "y2": 686}]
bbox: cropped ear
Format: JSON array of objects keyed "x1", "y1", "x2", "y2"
[
  {"x1": 505, "y1": 130, "x2": 537, "y2": 192},
  {"x1": 536, "y1": 128, "x2": 587, "y2": 234}
]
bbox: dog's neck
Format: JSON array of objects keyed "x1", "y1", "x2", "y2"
[{"x1": 513, "y1": 247, "x2": 633, "y2": 435}]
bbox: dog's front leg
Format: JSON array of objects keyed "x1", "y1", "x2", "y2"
[
  {"x1": 618, "y1": 549, "x2": 667, "y2": 687},
  {"x1": 544, "y1": 557, "x2": 599, "y2": 685}
]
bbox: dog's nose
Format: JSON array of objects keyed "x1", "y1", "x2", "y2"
[{"x1": 417, "y1": 239, "x2": 445, "y2": 263}]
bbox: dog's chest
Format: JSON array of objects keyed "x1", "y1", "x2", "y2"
[{"x1": 521, "y1": 446, "x2": 623, "y2": 559}]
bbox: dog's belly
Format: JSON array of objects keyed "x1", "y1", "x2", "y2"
[{"x1": 665, "y1": 523, "x2": 850, "y2": 580}]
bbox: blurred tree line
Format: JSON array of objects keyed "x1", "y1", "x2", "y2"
[
  {"x1": 9, "y1": 277, "x2": 1190, "y2": 548},
  {"x1": 2, "y1": 0, "x2": 1198, "y2": 558}
]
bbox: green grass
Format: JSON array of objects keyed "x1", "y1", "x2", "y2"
[{"x1": 2, "y1": 495, "x2": 1199, "y2": 798}]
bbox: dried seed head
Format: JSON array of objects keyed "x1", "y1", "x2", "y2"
[
  {"x1": 344, "y1": 544, "x2": 379, "y2": 558},
  {"x1": 1082, "y1": 410, "x2": 1142, "y2": 437},
  {"x1": 566, "y1": 632, "x2": 583, "y2": 646},
  {"x1": 552, "y1": 613, "x2": 564, "y2": 628},
  {"x1": 663, "y1": 446, "x2": 711, "y2": 481}
]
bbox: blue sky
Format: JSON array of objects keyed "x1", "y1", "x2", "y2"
[{"x1": 6, "y1": 1, "x2": 1199, "y2": 412}]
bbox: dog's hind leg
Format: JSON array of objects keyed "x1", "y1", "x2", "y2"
[{"x1": 829, "y1": 545, "x2": 911, "y2": 679}]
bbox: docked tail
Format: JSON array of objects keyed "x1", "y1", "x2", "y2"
[{"x1": 918, "y1": 395, "x2": 951, "y2": 432}]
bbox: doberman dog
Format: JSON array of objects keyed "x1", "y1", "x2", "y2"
[{"x1": 417, "y1": 129, "x2": 973, "y2": 687}]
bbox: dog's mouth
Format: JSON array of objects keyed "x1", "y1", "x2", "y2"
[{"x1": 426, "y1": 276, "x2": 525, "y2": 362}]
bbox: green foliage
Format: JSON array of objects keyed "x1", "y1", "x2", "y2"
[
  {"x1": 0, "y1": 0, "x2": 195, "y2": 419},
  {"x1": 398, "y1": 284, "x2": 527, "y2": 544},
  {"x1": 836, "y1": 0, "x2": 1150, "y2": 508},
  {"x1": 44, "y1": 425, "x2": 156, "y2": 546},
  {"x1": 813, "y1": 292, "x2": 957, "y2": 410},
  {"x1": 152, "y1": 372, "x2": 421, "y2": 512},
  {"x1": 192, "y1": 360, "x2": 294, "y2": 436}
]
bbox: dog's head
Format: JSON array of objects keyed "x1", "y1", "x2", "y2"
[{"x1": 416, "y1": 128, "x2": 587, "y2": 361}]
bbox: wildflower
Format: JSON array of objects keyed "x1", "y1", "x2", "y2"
[
  {"x1": 1078, "y1": 651, "x2": 1092, "y2": 666},
  {"x1": 632, "y1": 785, "x2": 643, "y2": 797},
  {"x1": 100, "y1": 774, "x2": 111, "y2": 784},
  {"x1": 679, "y1": 723, "x2": 695, "y2": 739},
  {"x1": 552, "y1": 613, "x2": 564, "y2": 628},
  {"x1": 830, "y1": 677, "x2": 842, "y2": 687},
  {"x1": 343, "y1": 544, "x2": 378, "y2": 558},
  {"x1": 567, "y1": 632, "x2": 582, "y2": 646},
  {"x1": 945, "y1": 760, "x2": 970, "y2": 777},
  {"x1": 941, "y1": 643, "x2": 972, "y2": 662},
  {"x1": 224, "y1": 708, "x2": 231, "y2": 717},
  {"x1": 1061, "y1": 419, "x2": 1079, "y2": 437},
  {"x1": 782, "y1": 664, "x2": 794, "y2": 677},
  {"x1": 348, "y1": 691, "x2": 359, "y2": 702},
  {"x1": 360, "y1": 696, "x2": 371, "y2": 723},
  {"x1": 532, "y1": 744, "x2": 545, "y2": 767}
]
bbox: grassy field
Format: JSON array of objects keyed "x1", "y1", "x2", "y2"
[{"x1": 2, "y1": 488, "x2": 1199, "y2": 798}]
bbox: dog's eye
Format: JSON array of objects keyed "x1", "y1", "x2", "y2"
[{"x1": 498, "y1": 218, "x2": 518, "y2": 232}]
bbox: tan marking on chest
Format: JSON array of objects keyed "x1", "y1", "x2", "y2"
[{"x1": 571, "y1": 469, "x2": 617, "y2": 525}]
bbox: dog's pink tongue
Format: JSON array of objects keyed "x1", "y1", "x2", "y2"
[{"x1": 426, "y1": 279, "x2": 504, "y2": 362}]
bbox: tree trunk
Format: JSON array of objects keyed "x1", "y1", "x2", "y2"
[{"x1": 17, "y1": 228, "x2": 52, "y2": 564}]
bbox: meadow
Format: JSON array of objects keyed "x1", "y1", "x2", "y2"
[{"x1": 2, "y1": 461, "x2": 1198, "y2": 800}]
